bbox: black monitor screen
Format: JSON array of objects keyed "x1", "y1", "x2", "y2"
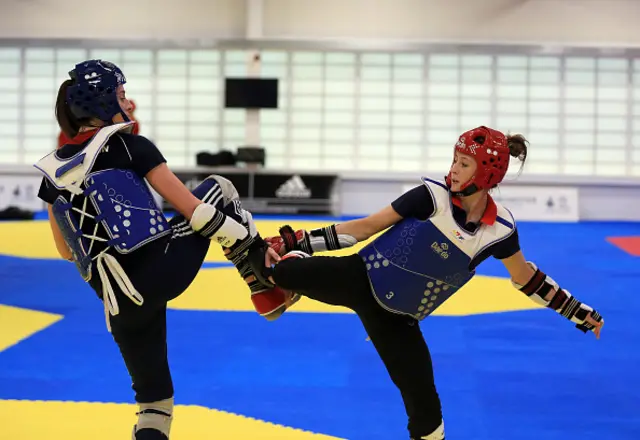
[{"x1": 224, "y1": 78, "x2": 278, "y2": 109}]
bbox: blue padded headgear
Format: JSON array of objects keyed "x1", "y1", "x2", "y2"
[{"x1": 66, "y1": 60, "x2": 129, "y2": 123}]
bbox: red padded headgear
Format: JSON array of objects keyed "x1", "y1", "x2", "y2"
[{"x1": 445, "y1": 126, "x2": 510, "y2": 195}]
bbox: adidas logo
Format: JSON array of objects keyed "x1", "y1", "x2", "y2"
[{"x1": 275, "y1": 175, "x2": 311, "y2": 198}]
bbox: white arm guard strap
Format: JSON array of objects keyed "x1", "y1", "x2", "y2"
[
  {"x1": 510, "y1": 261, "x2": 560, "y2": 307},
  {"x1": 190, "y1": 202, "x2": 248, "y2": 247},
  {"x1": 512, "y1": 261, "x2": 603, "y2": 333}
]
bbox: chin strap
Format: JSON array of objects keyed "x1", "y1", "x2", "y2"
[{"x1": 445, "y1": 175, "x2": 480, "y2": 197}]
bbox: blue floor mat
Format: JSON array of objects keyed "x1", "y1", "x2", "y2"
[{"x1": 1, "y1": 220, "x2": 639, "y2": 439}]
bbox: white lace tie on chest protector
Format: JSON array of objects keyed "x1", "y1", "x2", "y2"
[{"x1": 34, "y1": 123, "x2": 169, "y2": 332}]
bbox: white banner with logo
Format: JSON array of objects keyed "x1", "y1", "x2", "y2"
[
  {"x1": 490, "y1": 185, "x2": 579, "y2": 222},
  {"x1": 0, "y1": 176, "x2": 46, "y2": 211}
]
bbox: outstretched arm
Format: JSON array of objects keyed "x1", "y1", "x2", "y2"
[
  {"x1": 267, "y1": 183, "x2": 434, "y2": 256},
  {"x1": 267, "y1": 204, "x2": 404, "y2": 256},
  {"x1": 335, "y1": 205, "x2": 403, "y2": 241},
  {"x1": 501, "y1": 250, "x2": 604, "y2": 338}
]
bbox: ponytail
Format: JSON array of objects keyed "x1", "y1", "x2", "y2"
[
  {"x1": 55, "y1": 80, "x2": 93, "y2": 140},
  {"x1": 507, "y1": 133, "x2": 529, "y2": 175}
]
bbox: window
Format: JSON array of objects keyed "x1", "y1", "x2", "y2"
[
  {"x1": 0, "y1": 43, "x2": 638, "y2": 179},
  {"x1": 0, "y1": 48, "x2": 21, "y2": 163}
]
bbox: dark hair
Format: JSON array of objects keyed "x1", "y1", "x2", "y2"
[
  {"x1": 55, "y1": 79, "x2": 94, "y2": 140},
  {"x1": 506, "y1": 133, "x2": 528, "y2": 176},
  {"x1": 471, "y1": 132, "x2": 528, "y2": 166}
]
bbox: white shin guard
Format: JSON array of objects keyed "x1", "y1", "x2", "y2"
[
  {"x1": 132, "y1": 397, "x2": 174, "y2": 439},
  {"x1": 190, "y1": 202, "x2": 248, "y2": 247}
]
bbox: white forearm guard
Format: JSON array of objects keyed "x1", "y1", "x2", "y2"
[
  {"x1": 266, "y1": 224, "x2": 357, "y2": 256},
  {"x1": 305, "y1": 224, "x2": 358, "y2": 253}
]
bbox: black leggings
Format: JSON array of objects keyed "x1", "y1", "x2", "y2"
[
  {"x1": 103, "y1": 215, "x2": 210, "y2": 403},
  {"x1": 272, "y1": 254, "x2": 443, "y2": 438}
]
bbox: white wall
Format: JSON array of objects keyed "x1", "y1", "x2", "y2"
[
  {"x1": 0, "y1": 0, "x2": 246, "y2": 39},
  {"x1": 263, "y1": 0, "x2": 640, "y2": 46},
  {"x1": 264, "y1": 0, "x2": 640, "y2": 46},
  {"x1": 3, "y1": 0, "x2": 640, "y2": 45}
]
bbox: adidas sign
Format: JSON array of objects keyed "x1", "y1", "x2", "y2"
[{"x1": 275, "y1": 175, "x2": 311, "y2": 198}]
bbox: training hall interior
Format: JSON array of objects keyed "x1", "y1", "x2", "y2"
[{"x1": 0, "y1": 0, "x2": 638, "y2": 439}]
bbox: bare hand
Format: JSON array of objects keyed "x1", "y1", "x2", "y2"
[
  {"x1": 586, "y1": 315, "x2": 604, "y2": 339},
  {"x1": 265, "y1": 246, "x2": 281, "y2": 267}
]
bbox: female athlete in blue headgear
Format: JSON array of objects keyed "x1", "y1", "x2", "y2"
[
  {"x1": 34, "y1": 59, "x2": 278, "y2": 440},
  {"x1": 255, "y1": 126, "x2": 605, "y2": 440}
]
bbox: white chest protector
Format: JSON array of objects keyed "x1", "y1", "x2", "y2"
[{"x1": 358, "y1": 177, "x2": 516, "y2": 320}]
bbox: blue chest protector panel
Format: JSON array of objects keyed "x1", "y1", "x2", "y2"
[
  {"x1": 85, "y1": 169, "x2": 169, "y2": 254},
  {"x1": 359, "y1": 218, "x2": 475, "y2": 320},
  {"x1": 358, "y1": 177, "x2": 516, "y2": 320}
]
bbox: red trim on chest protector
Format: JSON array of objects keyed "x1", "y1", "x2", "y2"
[
  {"x1": 66, "y1": 129, "x2": 100, "y2": 145},
  {"x1": 451, "y1": 194, "x2": 498, "y2": 225}
]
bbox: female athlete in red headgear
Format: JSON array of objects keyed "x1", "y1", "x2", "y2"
[{"x1": 255, "y1": 126, "x2": 604, "y2": 440}]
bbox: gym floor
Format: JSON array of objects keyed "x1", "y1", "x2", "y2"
[{"x1": 0, "y1": 216, "x2": 638, "y2": 440}]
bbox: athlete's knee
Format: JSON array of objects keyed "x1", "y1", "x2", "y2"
[
  {"x1": 132, "y1": 397, "x2": 173, "y2": 440},
  {"x1": 190, "y1": 174, "x2": 256, "y2": 246},
  {"x1": 191, "y1": 174, "x2": 239, "y2": 208}
]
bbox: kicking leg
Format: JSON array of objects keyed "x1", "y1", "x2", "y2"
[
  {"x1": 168, "y1": 174, "x2": 244, "y2": 240},
  {"x1": 185, "y1": 174, "x2": 305, "y2": 319},
  {"x1": 223, "y1": 245, "x2": 300, "y2": 320},
  {"x1": 167, "y1": 174, "x2": 279, "y2": 315},
  {"x1": 271, "y1": 253, "x2": 370, "y2": 310}
]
